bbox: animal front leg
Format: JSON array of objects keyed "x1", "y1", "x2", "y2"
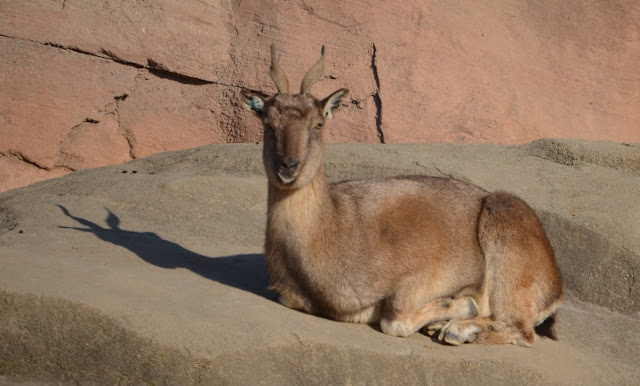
[
  {"x1": 337, "y1": 305, "x2": 382, "y2": 324},
  {"x1": 428, "y1": 317, "x2": 490, "y2": 346}
]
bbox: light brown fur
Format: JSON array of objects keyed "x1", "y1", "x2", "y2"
[{"x1": 239, "y1": 45, "x2": 563, "y2": 347}]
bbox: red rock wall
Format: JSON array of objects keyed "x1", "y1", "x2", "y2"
[{"x1": 1, "y1": 0, "x2": 639, "y2": 192}]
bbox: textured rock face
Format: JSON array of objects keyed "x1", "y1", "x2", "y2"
[{"x1": 1, "y1": 0, "x2": 639, "y2": 191}]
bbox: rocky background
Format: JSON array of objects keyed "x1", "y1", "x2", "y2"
[{"x1": 1, "y1": 0, "x2": 639, "y2": 192}]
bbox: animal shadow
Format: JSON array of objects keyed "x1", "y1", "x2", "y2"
[{"x1": 56, "y1": 205, "x2": 274, "y2": 301}]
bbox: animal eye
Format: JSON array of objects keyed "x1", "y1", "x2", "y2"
[{"x1": 314, "y1": 122, "x2": 324, "y2": 130}]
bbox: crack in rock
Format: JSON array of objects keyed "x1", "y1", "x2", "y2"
[
  {"x1": 370, "y1": 43, "x2": 385, "y2": 144},
  {"x1": 147, "y1": 59, "x2": 213, "y2": 86},
  {"x1": 66, "y1": 117, "x2": 101, "y2": 136},
  {"x1": 98, "y1": 48, "x2": 145, "y2": 69},
  {"x1": 55, "y1": 92, "x2": 135, "y2": 170},
  {"x1": 0, "y1": 33, "x2": 241, "y2": 90},
  {"x1": 114, "y1": 95, "x2": 136, "y2": 160},
  {"x1": 44, "y1": 41, "x2": 107, "y2": 61},
  {"x1": 1, "y1": 151, "x2": 50, "y2": 171},
  {"x1": 114, "y1": 71, "x2": 150, "y2": 160}
]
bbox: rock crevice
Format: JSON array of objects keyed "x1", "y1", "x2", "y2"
[
  {"x1": 0, "y1": 151, "x2": 49, "y2": 171},
  {"x1": 370, "y1": 43, "x2": 385, "y2": 144}
]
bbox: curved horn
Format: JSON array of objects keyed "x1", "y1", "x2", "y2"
[
  {"x1": 270, "y1": 44, "x2": 290, "y2": 94},
  {"x1": 300, "y1": 45, "x2": 325, "y2": 94}
]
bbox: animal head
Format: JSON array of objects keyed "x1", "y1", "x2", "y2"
[{"x1": 240, "y1": 44, "x2": 349, "y2": 189}]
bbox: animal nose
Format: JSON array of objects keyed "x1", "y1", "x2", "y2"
[{"x1": 281, "y1": 158, "x2": 300, "y2": 173}]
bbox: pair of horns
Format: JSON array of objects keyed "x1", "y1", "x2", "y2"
[{"x1": 270, "y1": 44, "x2": 325, "y2": 95}]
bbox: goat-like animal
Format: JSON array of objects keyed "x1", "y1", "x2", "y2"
[{"x1": 240, "y1": 44, "x2": 563, "y2": 346}]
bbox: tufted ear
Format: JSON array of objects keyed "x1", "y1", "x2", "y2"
[
  {"x1": 240, "y1": 88, "x2": 268, "y2": 115},
  {"x1": 321, "y1": 88, "x2": 349, "y2": 120}
]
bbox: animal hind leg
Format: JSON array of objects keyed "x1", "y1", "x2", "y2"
[
  {"x1": 457, "y1": 191, "x2": 560, "y2": 347},
  {"x1": 433, "y1": 317, "x2": 536, "y2": 347},
  {"x1": 430, "y1": 281, "x2": 539, "y2": 347},
  {"x1": 380, "y1": 296, "x2": 478, "y2": 338}
]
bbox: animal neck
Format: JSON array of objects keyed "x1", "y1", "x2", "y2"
[{"x1": 267, "y1": 165, "x2": 333, "y2": 230}]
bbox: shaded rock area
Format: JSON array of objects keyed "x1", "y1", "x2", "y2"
[
  {"x1": 0, "y1": 141, "x2": 639, "y2": 384},
  {"x1": 2, "y1": 0, "x2": 640, "y2": 191}
]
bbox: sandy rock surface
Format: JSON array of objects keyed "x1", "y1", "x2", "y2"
[
  {"x1": 2, "y1": 0, "x2": 640, "y2": 191},
  {"x1": 0, "y1": 141, "x2": 639, "y2": 384}
]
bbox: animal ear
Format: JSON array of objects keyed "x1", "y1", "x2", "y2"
[
  {"x1": 321, "y1": 88, "x2": 349, "y2": 120},
  {"x1": 240, "y1": 88, "x2": 268, "y2": 115}
]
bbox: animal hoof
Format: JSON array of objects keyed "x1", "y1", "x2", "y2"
[
  {"x1": 444, "y1": 332, "x2": 464, "y2": 346},
  {"x1": 424, "y1": 321, "x2": 447, "y2": 336}
]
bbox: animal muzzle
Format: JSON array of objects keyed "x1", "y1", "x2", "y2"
[{"x1": 277, "y1": 157, "x2": 300, "y2": 184}]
